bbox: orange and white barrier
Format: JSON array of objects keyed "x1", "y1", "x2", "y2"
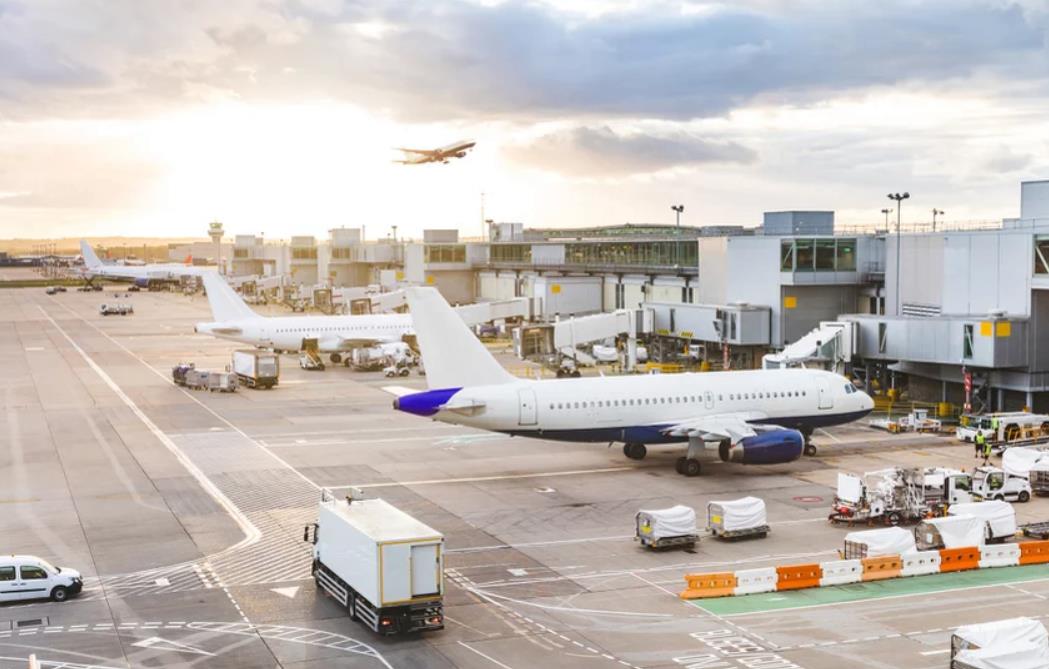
[{"x1": 680, "y1": 539, "x2": 1049, "y2": 600}]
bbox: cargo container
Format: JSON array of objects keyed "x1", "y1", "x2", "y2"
[{"x1": 232, "y1": 350, "x2": 279, "y2": 389}]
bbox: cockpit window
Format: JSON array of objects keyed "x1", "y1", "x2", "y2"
[{"x1": 844, "y1": 384, "x2": 854, "y2": 394}]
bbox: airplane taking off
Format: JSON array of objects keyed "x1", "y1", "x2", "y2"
[
  {"x1": 394, "y1": 140, "x2": 476, "y2": 165},
  {"x1": 387, "y1": 288, "x2": 874, "y2": 476},
  {"x1": 79, "y1": 240, "x2": 206, "y2": 286},
  {"x1": 195, "y1": 272, "x2": 414, "y2": 363}
]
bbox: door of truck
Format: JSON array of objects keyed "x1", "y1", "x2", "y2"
[
  {"x1": 518, "y1": 388, "x2": 538, "y2": 426},
  {"x1": 410, "y1": 544, "x2": 440, "y2": 597},
  {"x1": 948, "y1": 474, "x2": 974, "y2": 504}
]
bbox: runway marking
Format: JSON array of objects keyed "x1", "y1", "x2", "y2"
[
  {"x1": 345, "y1": 466, "x2": 634, "y2": 489},
  {"x1": 38, "y1": 306, "x2": 261, "y2": 552},
  {"x1": 920, "y1": 649, "x2": 950, "y2": 656},
  {"x1": 457, "y1": 641, "x2": 515, "y2": 669}
]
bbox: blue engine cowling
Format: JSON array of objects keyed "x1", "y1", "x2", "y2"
[
  {"x1": 134, "y1": 277, "x2": 150, "y2": 288},
  {"x1": 719, "y1": 429, "x2": 804, "y2": 465}
]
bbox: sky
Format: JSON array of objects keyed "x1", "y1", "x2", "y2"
[{"x1": 1, "y1": 0, "x2": 1048, "y2": 241}]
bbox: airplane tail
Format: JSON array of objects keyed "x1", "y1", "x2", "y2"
[
  {"x1": 406, "y1": 287, "x2": 515, "y2": 389},
  {"x1": 79, "y1": 240, "x2": 102, "y2": 269},
  {"x1": 201, "y1": 272, "x2": 258, "y2": 322}
]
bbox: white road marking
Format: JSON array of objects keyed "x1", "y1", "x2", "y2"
[
  {"x1": 347, "y1": 466, "x2": 634, "y2": 489},
  {"x1": 131, "y1": 636, "x2": 214, "y2": 656},
  {"x1": 457, "y1": 640, "x2": 515, "y2": 669},
  {"x1": 920, "y1": 649, "x2": 950, "y2": 656},
  {"x1": 271, "y1": 586, "x2": 300, "y2": 599}
]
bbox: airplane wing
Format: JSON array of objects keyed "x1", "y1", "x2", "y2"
[
  {"x1": 393, "y1": 156, "x2": 435, "y2": 165},
  {"x1": 381, "y1": 385, "x2": 417, "y2": 397},
  {"x1": 395, "y1": 147, "x2": 439, "y2": 155},
  {"x1": 333, "y1": 335, "x2": 401, "y2": 349},
  {"x1": 661, "y1": 412, "x2": 781, "y2": 443}
]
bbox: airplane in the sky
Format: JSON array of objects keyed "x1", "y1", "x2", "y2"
[
  {"x1": 79, "y1": 240, "x2": 207, "y2": 286},
  {"x1": 194, "y1": 272, "x2": 509, "y2": 363},
  {"x1": 394, "y1": 140, "x2": 476, "y2": 165},
  {"x1": 386, "y1": 288, "x2": 874, "y2": 476}
]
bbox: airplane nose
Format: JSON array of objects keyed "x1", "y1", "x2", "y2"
[{"x1": 860, "y1": 390, "x2": 874, "y2": 412}]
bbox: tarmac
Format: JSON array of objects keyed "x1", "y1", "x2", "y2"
[{"x1": 1, "y1": 285, "x2": 1047, "y2": 668}]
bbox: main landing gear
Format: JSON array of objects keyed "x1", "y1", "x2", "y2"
[
  {"x1": 675, "y1": 457, "x2": 701, "y2": 477},
  {"x1": 623, "y1": 443, "x2": 647, "y2": 460},
  {"x1": 801, "y1": 426, "x2": 817, "y2": 456}
]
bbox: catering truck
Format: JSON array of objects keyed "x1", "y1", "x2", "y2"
[
  {"x1": 231, "y1": 349, "x2": 279, "y2": 389},
  {"x1": 304, "y1": 489, "x2": 444, "y2": 635}
]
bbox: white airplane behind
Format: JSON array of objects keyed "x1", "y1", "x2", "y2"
[
  {"x1": 394, "y1": 140, "x2": 476, "y2": 165},
  {"x1": 195, "y1": 272, "x2": 413, "y2": 362},
  {"x1": 387, "y1": 288, "x2": 874, "y2": 476},
  {"x1": 80, "y1": 240, "x2": 207, "y2": 286}
]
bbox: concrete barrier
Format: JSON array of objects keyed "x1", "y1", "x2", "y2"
[
  {"x1": 818, "y1": 559, "x2": 863, "y2": 586},
  {"x1": 680, "y1": 572, "x2": 737, "y2": 599},
  {"x1": 732, "y1": 567, "x2": 778, "y2": 596},
  {"x1": 939, "y1": 546, "x2": 980, "y2": 573},
  {"x1": 861, "y1": 555, "x2": 902, "y2": 581},
  {"x1": 901, "y1": 550, "x2": 941, "y2": 577},
  {"x1": 775, "y1": 563, "x2": 822, "y2": 591},
  {"x1": 1019, "y1": 540, "x2": 1049, "y2": 565},
  {"x1": 978, "y1": 544, "x2": 1021, "y2": 569}
]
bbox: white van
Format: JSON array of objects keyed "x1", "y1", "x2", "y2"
[{"x1": 0, "y1": 556, "x2": 83, "y2": 603}]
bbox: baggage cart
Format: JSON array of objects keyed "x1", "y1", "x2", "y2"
[
  {"x1": 635, "y1": 506, "x2": 698, "y2": 550},
  {"x1": 206, "y1": 371, "x2": 237, "y2": 392},
  {"x1": 1020, "y1": 521, "x2": 1049, "y2": 539},
  {"x1": 707, "y1": 497, "x2": 769, "y2": 540}
]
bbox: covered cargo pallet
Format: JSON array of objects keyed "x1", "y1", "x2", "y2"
[
  {"x1": 954, "y1": 642, "x2": 1049, "y2": 669},
  {"x1": 915, "y1": 515, "x2": 985, "y2": 550},
  {"x1": 843, "y1": 527, "x2": 915, "y2": 559},
  {"x1": 952, "y1": 617, "x2": 1049, "y2": 669},
  {"x1": 707, "y1": 497, "x2": 768, "y2": 540},
  {"x1": 948, "y1": 501, "x2": 1017, "y2": 542},
  {"x1": 636, "y1": 505, "x2": 698, "y2": 549}
]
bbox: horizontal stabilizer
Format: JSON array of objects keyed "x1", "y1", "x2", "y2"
[{"x1": 380, "y1": 385, "x2": 417, "y2": 397}]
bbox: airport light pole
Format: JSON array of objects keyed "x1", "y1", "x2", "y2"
[
  {"x1": 671, "y1": 204, "x2": 684, "y2": 227},
  {"x1": 880, "y1": 208, "x2": 892, "y2": 232},
  {"x1": 932, "y1": 208, "x2": 944, "y2": 232},
  {"x1": 887, "y1": 192, "x2": 910, "y2": 316}
]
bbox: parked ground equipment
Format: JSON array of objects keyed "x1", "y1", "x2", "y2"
[
  {"x1": 304, "y1": 489, "x2": 444, "y2": 635},
  {"x1": 868, "y1": 408, "x2": 942, "y2": 433},
  {"x1": 384, "y1": 363, "x2": 411, "y2": 378},
  {"x1": 971, "y1": 465, "x2": 1031, "y2": 502},
  {"x1": 957, "y1": 411, "x2": 1049, "y2": 446},
  {"x1": 99, "y1": 303, "x2": 133, "y2": 316},
  {"x1": 350, "y1": 346, "x2": 388, "y2": 371},
  {"x1": 950, "y1": 617, "x2": 1049, "y2": 669},
  {"x1": 299, "y1": 352, "x2": 325, "y2": 371},
  {"x1": 1029, "y1": 461, "x2": 1049, "y2": 496},
  {"x1": 206, "y1": 371, "x2": 237, "y2": 392},
  {"x1": 830, "y1": 467, "x2": 972, "y2": 526},
  {"x1": 0, "y1": 555, "x2": 83, "y2": 603},
  {"x1": 635, "y1": 505, "x2": 698, "y2": 550},
  {"x1": 947, "y1": 501, "x2": 1017, "y2": 543},
  {"x1": 914, "y1": 514, "x2": 986, "y2": 551},
  {"x1": 842, "y1": 527, "x2": 916, "y2": 559},
  {"x1": 172, "y1": 363, "x2": 195, "y2": 386},
  {"x1": 706, "y1": 497, "x2": 769, "y2": 540},
  {"x1": 232, "y1": 349, "x2": 279, "y2": 389},
  {"x1": 1020, "y1": 521, "x2": 1049, "y2": 540}
]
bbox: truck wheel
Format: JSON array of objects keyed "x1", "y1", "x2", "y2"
[
  {"x1": 50, "y1": 586, "x2": 69, "y2": 602},
  {"x1": 347, "y1": 593, "x2": 358, "y2": 621},
  {"x1": 1019, "y1": 490, "x2": 1031, "y2": 503},
  {"x1": 886, "y1": 511, "x2": 902, "y2": 526}
]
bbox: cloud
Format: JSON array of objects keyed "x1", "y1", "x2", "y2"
[
  {"x1": 507, "y1": 125, "x2": 756, "y2": 175},
  {"x1": 1, "y1": 1, "x2": 1047, "y2": 122}
]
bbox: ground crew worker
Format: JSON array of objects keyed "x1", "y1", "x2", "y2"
[
  {"x1": 974, "y1": 430, "x2": 986, "y2": 459},
  {"x1": 991, "y1": 416, "x2": 1000, "y2": 441},
  {"x1": 981, "y1": 432, "x2": 993, "y2": 465}
]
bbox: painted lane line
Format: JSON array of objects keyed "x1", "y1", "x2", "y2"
[
  {"x1": 345, "y1": 466, "x2": 634, "y2": 489},
  {"x1": 457, "y1": 640, "x2": 515, "y2": 669},
  {"x1": 921, "y1": 649, "x2": 950, "y2": 656},
  {"x1": 39, "y1": 306, "x2": 261, "y2": 552}
]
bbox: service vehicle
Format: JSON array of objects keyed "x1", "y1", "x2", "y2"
[
  {"x1": 182, "y1": 368, "x2": 210, "y2": 390},
  {"x1": 831, "y1": 467, "x2": 973, "y2": 525},
  {"x1": 0, "y1": 555, "x2": 83, "y2": 603},
  {"x1": 128, "y1": 284, "x2": 141, "y2": 292},
  {"x1": 232, "y1": 350, "x2": 279, "y2": 389},
  {"x1": 99, "y1": 303, "x2": 133, "y2": 316},
  {"x1": 349, "y1": 346, "x2": 388, "y2": 372},
  {"x1": 707, "y1": 497, "x2": 769, "y2": 540},
  {"x1": 304, "y1": 489, "x2": 444, "y2": 635},
  {"x1": 948, "y1": 501, "x2": 1017, "y2": 543},
  {"x1": 171, "y1": 362, "x2": 195, "y2": 386},
  {"x1": 971, "y1": 465, "x2": 1031, "y2": 503},
  {"x1": 299, "y1": 353, "x2": 325, "y2": 371},
  {"x1": 45, "y1": 286, "x2": 58, "y2": 295},
  {"x1": 635, "y1": 505, "x2": 698, "y2": 550},
  {"x1": 869, "y1": 408, "x2": 942, "y2": 433},
  {"x1": 957, "y1": 411, "x2": 1049, "y2": 445},
  {"x1": 383, "y1": 363, "x2": 411, "y2": 378},
  {"x1": 1031, "y1": 461, "x2": 1049, "y2": 496}
]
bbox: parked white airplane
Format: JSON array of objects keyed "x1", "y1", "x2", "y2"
[
  {"x1": 394, "y1": 140, "x2": 475, "y2": 165},
  {"x1": 195, "y1": 272, "x2": 413, "y2": 362},
  {"x1": 80, "y1": 240, "x2": 207, "y2": 286},
  {"x1": 387, "y1": 288, "x2": 874, "y2": 476}
]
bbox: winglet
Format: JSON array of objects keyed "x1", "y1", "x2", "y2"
[{"x1": 406, "y1": 287, "x2": 515, "y2": 389}]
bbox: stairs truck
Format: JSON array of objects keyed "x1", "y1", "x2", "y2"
[{"x1": 304, "y1": 489, "x2": 444, "y2": 635}]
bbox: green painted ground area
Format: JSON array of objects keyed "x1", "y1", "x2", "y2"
[{"x1": 692, "y1": 564, "x2": 1049, "y2": 616}]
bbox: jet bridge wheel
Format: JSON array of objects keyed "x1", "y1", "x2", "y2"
[
  {"x1": 623, "y1": 443, "x2": 647, "y2": 460},
  {"x1": 804, "y1": 443, "x2": 818, "y2": 457},
  {"x1": 675, "y1": 457, "x2": 702, "y2": 477}
]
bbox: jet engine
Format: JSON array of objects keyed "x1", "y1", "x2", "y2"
[{"x1": 719, "y1": 429, "x2": 804, "y2": 465}]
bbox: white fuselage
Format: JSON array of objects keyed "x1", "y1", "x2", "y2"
[
  {"x1": 402, "y1": 368, "x2": 873, "y2": 444},
  {"x1": 196, "y1": 313, "x2": 414, "y2": 352},
  {"x1": 84, "y1": 263, "x2": 207, "y2": 282}
]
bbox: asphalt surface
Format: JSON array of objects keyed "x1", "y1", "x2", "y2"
[{"x1": 1, "y1": 286, "x2": 1047, "y2": 668}]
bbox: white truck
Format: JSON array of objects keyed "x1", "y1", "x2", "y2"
[
  {"x1": 956, "y1": 411, "x2": 1049, "y2": 445},
  {"x1": 304, "y1": 490, "x2": 444, "y2": 635},
  {"x1": 232, "y1": 350, "x2": 279, "y2": 389},
  {"x1": 99, "y1": 303, "x2": 133, "y2": 316},
  {"x1": 830, "y1": 467, "x2": 974, "y2": 525},
  {"x1": 971, "y1": 465, "x2": 1031, "y2": 503}
]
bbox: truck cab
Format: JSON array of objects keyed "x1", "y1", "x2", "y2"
[
  {"x1": 0, "y1": 555, "x2": 83, "y2": 603},
  {"x1": 972, "y1": 466, "x2": 1032, "y2": 503}
]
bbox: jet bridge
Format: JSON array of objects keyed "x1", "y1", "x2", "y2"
[
  {"x1": 762, "y1": 321, "x2": 857, "y2": 374},
  {"x1": 515, "y1": 308, "x2": 653, "y2": 371}
]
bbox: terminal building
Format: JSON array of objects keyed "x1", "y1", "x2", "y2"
[{"x1": 188, "y1": 179, "x2": 1049, "y2": 411}]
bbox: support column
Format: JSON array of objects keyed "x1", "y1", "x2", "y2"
[
  {"x1": 1026, "y1": 390, "x2": 1034, "y2": 412},
  {"x1": 941, "y1": 380, "x2": 947, "y2": 403},
  {"x1": 997, "y1": 387, "x2": 1005, "y2": 412}
]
